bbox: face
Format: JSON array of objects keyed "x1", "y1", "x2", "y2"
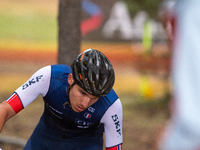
[{"x1": 68, "y1": 74, "x2": 99, "y2": 113}]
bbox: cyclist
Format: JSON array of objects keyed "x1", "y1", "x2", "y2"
[
  {"x1": 158, "y1": 0, "x2": 200, "y2": 149},
  {"x1": 0, "y1": 49, "x2": 123, "y2": 150}
]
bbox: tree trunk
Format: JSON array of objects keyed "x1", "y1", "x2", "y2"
[{"x1": 58, "y1": 0, "x2": 81, "y2": 65}]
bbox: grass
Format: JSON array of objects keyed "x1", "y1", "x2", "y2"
[
  {"x1": 0, "y1": 0, "x2": 58, "y2": 50},
  {"x1": 0, "y1": 13, "x2": 57, "y2": 41},
  {"x1": 121, "y1": 94, "x2": 169, "y2": 150}
]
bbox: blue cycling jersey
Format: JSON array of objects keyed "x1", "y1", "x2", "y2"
[
  {"x1": 6, "y1": 64, "x2": 123, "y2": 149},
  {"x1": 43, "y1": 65, "x2": 118, "y2": 136}
]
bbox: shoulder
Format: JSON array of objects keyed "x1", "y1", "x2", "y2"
[
  {"x1": 93, "y1": 89, "x2": 119, "y2": 116},
  {"x1": 50, "y1": 64, "x2": 72, "y2": 79},
  {"x1": 100, "y1": 89, "x2": 119, "y2": 106},
  {"x1": 51, "y1": 64, "x2": 72, "y2": 73},
  {"x1": 94, "y1": 89, "x2": 120, "y2": 114}
]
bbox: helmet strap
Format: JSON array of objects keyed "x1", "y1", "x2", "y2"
[
  {"x1": 67, "y1": 82, "x2": 75, "y2": 95},
  {"x1": 65, "y1": 82, "x2": 76, "y2": 110}
]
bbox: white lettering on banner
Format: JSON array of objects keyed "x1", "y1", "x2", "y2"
[
  {"x1": 102, "y1": 1, "x2": 133, "y2": 39},
  {"x1": 102, "y1": 1, "x2": 166, "y2": 40}
]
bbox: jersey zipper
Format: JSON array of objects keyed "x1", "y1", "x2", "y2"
[{"x1": 62, "y1": 108, "x2": 73, "y2": 139}]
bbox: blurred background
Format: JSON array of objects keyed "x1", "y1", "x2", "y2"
[{"x1": 0, "y1": 0, "x2": 171, "y2": 149}]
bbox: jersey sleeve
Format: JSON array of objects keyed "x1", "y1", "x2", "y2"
[
  {"x1": 100, "y1": 98, "x2": 123, "y2": 149},
  {"x1": 6, "y1": 66, "x2": 51, "y2": 113}
]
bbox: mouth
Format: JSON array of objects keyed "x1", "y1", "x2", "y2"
[{"x1": 76, "y1": 105, "x2": 85, "y2": 112}]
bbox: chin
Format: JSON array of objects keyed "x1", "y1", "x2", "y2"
[
  {"x1": 73, "y1": 109, "x2": 80, "y2": 113},
  {"x1": 72, "y1": 107, "x2": 83, "y2": 113}
]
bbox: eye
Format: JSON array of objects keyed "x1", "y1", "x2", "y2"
[{"x1": 80, "y1": 90, "x2": 87, "y2": 96}]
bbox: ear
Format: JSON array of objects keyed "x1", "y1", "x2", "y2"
[{"x1": 68, "y1": 73, "x2": 74, "y2": 85}]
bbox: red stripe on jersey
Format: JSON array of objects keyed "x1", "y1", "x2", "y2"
[
  {"x1": 6, "y1": 92, "x2": 23, "y2": 113},
  {"x1": 106, "y1": 144, "x2": 122, "y2": 150}
]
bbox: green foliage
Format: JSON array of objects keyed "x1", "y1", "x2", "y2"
[{"x1": 123, "y1": 0, "x2": 163, "y2": 20}]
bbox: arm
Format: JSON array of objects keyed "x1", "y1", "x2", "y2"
[
  {"x1": 0, "y1": 101, "x2": 16, "y2": 133},
  {"x1": 101, "y1": 99, "x2": 123, "y2": 150},
  {"x1": 14, "y1": 65, "x2": 51, "y2": 108},
  {"x1": 0, "y1": 65, "x2": 51, "y2": 133}
]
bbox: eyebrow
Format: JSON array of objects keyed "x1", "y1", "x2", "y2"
[{"x1": 78, "y1": 88, "x2": 88, "y2": 95}]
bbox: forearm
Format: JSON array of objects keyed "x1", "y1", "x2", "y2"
[
  {"x1": 0, "y1": 110, "x2": 8, "y2": 133},
  {"x1": 0, "y1": 101, "x2": 16, "y2": 133}
]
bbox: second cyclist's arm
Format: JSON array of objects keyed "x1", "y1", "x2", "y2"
[{"x1": 101, "y1": 98, "x2": 123, "y2": 150}]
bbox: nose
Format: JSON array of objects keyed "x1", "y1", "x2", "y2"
[{"x1": 81, "y1": 97, "x2": 91, "y2": 108}]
